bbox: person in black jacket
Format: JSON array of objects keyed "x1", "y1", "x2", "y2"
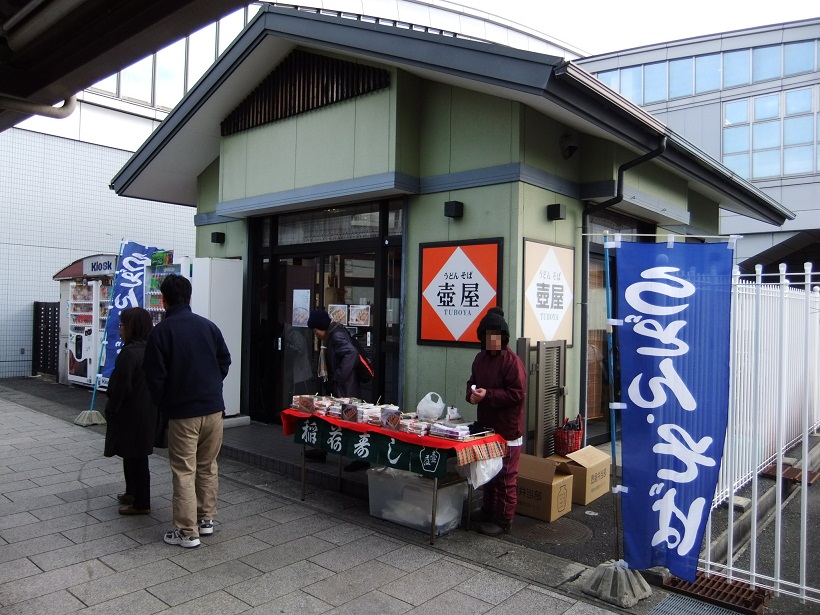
[
  {"x1": 144, "y1": 274, "x2": 231, "y2": 548},
  {"x1": 306, "y1": 309, "x2": 368, "y2": 471},
  {"x1": 104, "y1": 307, "x2": 159, "y2": 516}
]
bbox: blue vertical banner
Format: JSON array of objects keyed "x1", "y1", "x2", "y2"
[
  {"x1": 100, "y1": 242, "x2": 160, "y2": 384},
  {"x1": 615, "y1": 242, "x2": 733, "y2": 582}
]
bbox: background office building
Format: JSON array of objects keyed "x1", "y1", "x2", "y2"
[{"x1": 578, "y1": 17, "x2": 820, "y2": 275}]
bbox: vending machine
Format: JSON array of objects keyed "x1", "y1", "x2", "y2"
[
  {"x1": 143, "y1": 256, "x2": 192, "y2": 325},
  {"x1": 143, "y1": 256, "x2": 242, "y2": 416},
  {"x1": 54, "y1": 254, "x2": 117, "y2": 387}
]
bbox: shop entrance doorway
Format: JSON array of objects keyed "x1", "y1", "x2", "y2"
[{"x1": 248, "y1": 200, "x2": 403, "y2": 423}]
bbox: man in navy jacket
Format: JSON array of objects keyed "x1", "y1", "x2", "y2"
[{"x1": 144, "y1": 274, "x2": 231, "y2": 548}]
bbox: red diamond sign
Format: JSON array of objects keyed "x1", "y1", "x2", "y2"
[{"x1": 419, "y1": 240, "x2": 502, "y2": 344}]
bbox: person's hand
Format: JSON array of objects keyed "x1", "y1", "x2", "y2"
[{"x1": 469, "y1": 387, "x2": 487, "y2": 404}]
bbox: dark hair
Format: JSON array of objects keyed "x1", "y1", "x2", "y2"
[
  {"x1": 159, "y1": 274, "x2": 192, "y2": 307},
  {"x1": 119, "y1": 307, "x2": 153, "y2": 342}
]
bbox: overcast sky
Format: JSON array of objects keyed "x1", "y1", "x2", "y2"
[{"x1": 464, "y1": 0, "x2": 819, "y2": 55}]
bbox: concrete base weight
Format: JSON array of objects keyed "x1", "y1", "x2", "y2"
[{"x1": 582, "y1": 559, "x2": 653, "y2": 608}]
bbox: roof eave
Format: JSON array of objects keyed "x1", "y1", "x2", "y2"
[
  {"x1": 111, "y1": 5, "x2": 561, "y2": 202},
  {"x1": 550, "y1": 61, "x2": 794, "y2": 226}
]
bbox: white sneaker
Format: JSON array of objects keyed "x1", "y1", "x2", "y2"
[
  {"x1": 198, "y1": 519, "x2": 214, "y2": 536},
  {"x1": 163, "y1": 528, "x2": 200, "y2": 548}
]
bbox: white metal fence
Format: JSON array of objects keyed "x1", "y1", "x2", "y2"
[{"x1": 701, "y1": 263, "x2": 820, "y2": 603}]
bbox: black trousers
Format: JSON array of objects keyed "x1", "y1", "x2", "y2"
[{"x1": 123, "y1": 456, "x2": 151, "y2": 510}]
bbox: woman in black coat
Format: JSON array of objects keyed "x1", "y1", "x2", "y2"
[{"x1": 104, "y1": 307, "x2": 159, "y2": 515}]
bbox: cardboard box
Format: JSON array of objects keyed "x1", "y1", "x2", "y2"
[
  {"x1": 547, "y1": 446, "x2": 611, "y2": 505},
  {"x1": 515, "y1": 455, "x2": 573, "y2": 522}
]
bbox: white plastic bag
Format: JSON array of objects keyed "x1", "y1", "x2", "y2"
[
  {"x1": 416, "y1": 392, "x2": 445, "y2": 421},
  {"x1": 457, "y1": 457, "x2": 503, "y2": 488}
]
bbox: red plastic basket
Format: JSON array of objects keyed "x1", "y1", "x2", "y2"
[{"x1": 554, "y1": 418, "x2": 584, "y2": 456}]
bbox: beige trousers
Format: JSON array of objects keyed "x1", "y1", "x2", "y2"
[{"x1": 168, "y1": 412, "x2": 223, "y2": 537}]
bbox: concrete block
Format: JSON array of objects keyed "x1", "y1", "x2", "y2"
[
  {"x1": 582, "y1": 559, "x2": 652, "y2": 608},
  {"x1": 731, "y1": 495, "x2": 752, "y2": 512},
  {"x1": 224, "y1": 415, "x2": 251, "y2": 429}
]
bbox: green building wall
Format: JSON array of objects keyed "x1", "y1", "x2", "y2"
[{"x1": 193, "y1": 52, "x2": 722, "y2": 423}]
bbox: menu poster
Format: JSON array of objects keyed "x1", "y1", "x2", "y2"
[
  {"x1": 292, "y1": 289, "x2": 310, "y2": 327},
  {"x1": 328, "y1": 304, "x2": 348, "y2": 325},
  {"x1": 349, "y1": 304, "x2": 370, "y2": 327}
]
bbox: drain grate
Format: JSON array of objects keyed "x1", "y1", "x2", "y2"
[
  {"x1": 760, "y1": 464, "x2": 820, "y2": 485},
  {"x1": 663, "y1": 572, "x2": 772, "y2": 615},
  {"x1": 649, "y1": 593, "x2": 741, "y2": 615},
  {"x1": 510, "y1": 516, "x2": 593, "y2": 544}
]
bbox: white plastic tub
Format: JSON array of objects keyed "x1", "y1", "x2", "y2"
[{"x1": 367, "y1": 467, "x2": 467, "y2": 536}]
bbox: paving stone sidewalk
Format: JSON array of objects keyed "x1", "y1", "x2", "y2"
[{"x1": 0, "y1": 386, "x2": 662, "y2": 614}]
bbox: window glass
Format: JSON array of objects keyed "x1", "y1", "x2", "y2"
[
  {"x1": 248, "y1": 3, "x2": 262, "y2": 19},
  {"x1": 155, "y1": 39, "x2": 185, "y2": 110},
  {"x1": 752, "y1": 45, "x2": 781, "y2": 82},
  {"x1": 752, "y1": 150, "x2": 781, "y2": 178},
  {"x1": 218, "y1": 9, "x2": 246, "y2": 55},
  {"x1": 387, "y1": 199, "x2": 403, "y2": 236},
  {"x1": 723, "y1": 153, "x2": 750, "y2": 179},
  {"x1": 620, "y1": 66, "x2": 643, "y2": 104},
  {"x1": 754, "y1": 94, "x2": 779, "y2": 121},
  {"x1": 724, "y1": 99, "x2": 748, "y2": 126},
  {"x1": 644, "y1": 62, "x2": 667, "y2": 104},
  {"x1": 753, "y1": 120, "x2": 781, "y2": 150},
  {"x1": 784, "y1": 116, "x2": 813, "y2": 146},
  {"x1": 723, "y1": 125, "x2": 750, "y2": 153},
  {"x1": 784, "y1": 145, "x2": 813, "y2": 174},
  {"x1": 669, "y1": 57, "x2": 693, "y2": 98},
  {"x1": 785, "y1": 88, "x2": 812, "y2": 116},
  {"x1": 90, "y1": 74, "x2": 117, "y2": 95},
  {"x1": 187, "y1": 22, "x2": 217, "y2": 90},
  {"x1": 278, "y1": 203, "x2": 381, "y2": 245},
  {"x1": 784, "y1": 41, "x2": 814, "y2": 76},
  {"x1": 695, "y1": 54, "x2": 720, "y2": 93},
  {"x1": 120, "y1": 56, "x2": 153, "y2": 104},
  {"x1": 597, "y1": 70, "x2": 619, "y2": 91},
  {"x1": 723, "y1": 49, "x2": 750, "y2": 88}
]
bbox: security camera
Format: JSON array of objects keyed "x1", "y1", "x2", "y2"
[{"x1": 560, "y1": 133, "x2": 579, "y2": 160}]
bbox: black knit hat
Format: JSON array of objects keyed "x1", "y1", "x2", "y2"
[
  {"x1": 307, "y1": 309, "x2": 331, "y2": 330},
  {"x1": 476, "y1": 306, "x2": 509, "y2": 349}
]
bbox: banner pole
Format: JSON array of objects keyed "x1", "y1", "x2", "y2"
[
  {"x1": 603, "y1": 234, "x2": 622, "y2": 562},
  {"x1": 75, "y1": 238, "x2": 125, "y2": 426}
]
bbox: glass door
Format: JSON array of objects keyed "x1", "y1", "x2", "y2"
[{"x1": 247, "y1": 199, "x2": 404, "y2": 422}]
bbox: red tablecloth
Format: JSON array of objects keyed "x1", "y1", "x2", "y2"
[{"x1": 281, "y1": 408, "x2": 506, "y2": 465}]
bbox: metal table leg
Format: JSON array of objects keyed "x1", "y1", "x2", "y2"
[
  {"x1": 300, "y1": 444, "x2": 306, "y2": 501},
  {"x1": 430, "y1": 476, "x2": 439, "y2": 545},
  {"x1": 466, "y1": 483, "x2": 473, "y2": 531}
]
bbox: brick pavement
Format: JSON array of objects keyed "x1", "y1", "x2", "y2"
[{"x1": 0, "y1": 384, "x2": 662, "y2": 614}]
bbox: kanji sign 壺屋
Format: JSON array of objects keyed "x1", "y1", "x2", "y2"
[
  {"x1": 418, "y1": 239, "x2": 502, "y2": 345},
  {"x1": 523, "y1": 239, "x2": 574, "y2": 345}
]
